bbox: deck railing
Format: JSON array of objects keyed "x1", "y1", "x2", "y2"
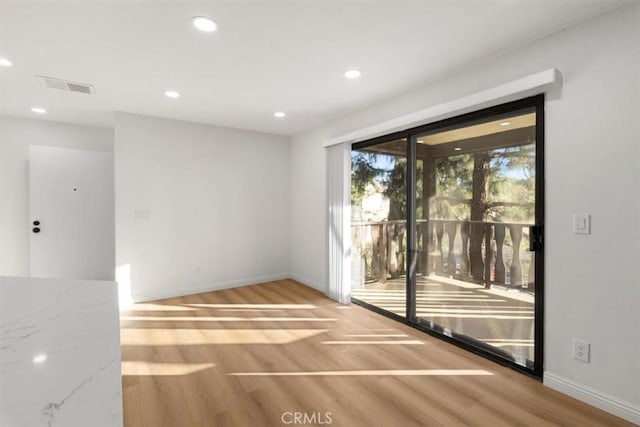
[{"x1": 351, "y1": 219, "x2": 535, "y2": 291}]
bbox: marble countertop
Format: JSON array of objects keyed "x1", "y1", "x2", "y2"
[{"x1": 0, "y1": 276, "x2": 123, "y2": 427}]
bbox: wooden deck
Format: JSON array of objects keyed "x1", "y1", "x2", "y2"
[
  {"x1": 121, "y1": 279, "x2": 630, "y2": 426},
  {"x1": 352, "y1": 274, "x2": 534, "y2": 364}
]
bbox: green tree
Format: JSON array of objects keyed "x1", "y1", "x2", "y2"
[
  {"x1": 429, "y1": 144, "x2": 535, "y2": 284},
  {"x1": 350, "y1": 142, "x2": 535, "y2": 285},
  {"x1": 351, "y1": 152, "x2": 382, "y2": 206}
]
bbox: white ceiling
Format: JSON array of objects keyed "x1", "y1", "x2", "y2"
[{"x1": 0, "y1": 0, "x2": 631, "y2": 135}]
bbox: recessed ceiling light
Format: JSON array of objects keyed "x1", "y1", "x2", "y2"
[
  {"x1": 344, "y1": 69, "x2": 362, "y2": 79},
  {"x1": 164, "y1": 90, "x2": 180, "y2": 99},
  {"x1": 192, "y1": 16, "x2": 218, "y2": 32},
  {"x1": 33, "y1": 353, "x2": 47, "y2": 364},
  {"x1": 31, "y1": 107, "x2": 47, "y2": 114},
  {"x1": 0, "y1": 57, "x2": 12, "y2": 67},
  {"x1": 499, "y1": 121, "x2": 511, "y2": 126},
  {"x1": 274, "y1": 111, "x2": 286, "y2": 119},
  {"x1": 418, "y1": 140, "x2": 424, "y2": 143},
  {"x1": 454, "y1": 147, "x2": 462, "y2": 151}
]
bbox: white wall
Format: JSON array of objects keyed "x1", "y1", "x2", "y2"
[
  {"x1": 290, "y1": 2, "x2": 640, "y2": 421},
  {"x1": 0, "y1": 116, "x2": 113, "y2": 277},
  {"x1": 289, "y1": 136, "x2": 327, "y2": 291},
  {"x1": 114, "y1": 113, "x2": 290, "y2": 302}
]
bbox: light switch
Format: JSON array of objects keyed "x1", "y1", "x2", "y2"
[{"x1": 573, "y1": 213, "x2": 590, "y2": 234}]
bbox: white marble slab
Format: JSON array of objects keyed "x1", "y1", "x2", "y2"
[{"x1": 0, "y1": 276, "x2": 123, "y2": 427}]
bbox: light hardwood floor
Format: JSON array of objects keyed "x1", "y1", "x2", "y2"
[{"x1": 121, "y1": 279, "x2": 632, "y2": 427}]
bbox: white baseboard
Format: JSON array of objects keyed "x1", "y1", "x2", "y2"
[
  {"x1": 131, "y1": 272, "x2": 290, "y2": 303},
  {"x1": 288, "y1": 273, "x2": 325, "y2": 293},
  {"x1": 544, "y1": 372, "x2": 640, "y2": 425}
]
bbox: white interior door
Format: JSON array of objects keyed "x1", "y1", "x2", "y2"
[{"x1": 30, "y1": 146, "x2": 114, "y2": 280}]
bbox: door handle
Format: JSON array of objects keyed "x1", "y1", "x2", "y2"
[{"x1": 529, "y1": 226, "x2": 542, "y2": 251}]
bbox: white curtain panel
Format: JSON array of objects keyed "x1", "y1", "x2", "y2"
[{"x1": 326, "y1": 142, "x2": 351, "y2": 304}]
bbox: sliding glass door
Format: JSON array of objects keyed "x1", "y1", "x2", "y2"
[
  {"x1": 350, "y1": 96, "x2": 544, "y2": 376},
  {"x1": 351, "y1": 137, "x2": 408, "y2": 317}
]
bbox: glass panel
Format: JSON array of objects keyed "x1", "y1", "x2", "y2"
[
  {"x1": 351, "y1": 138, "x2": 407, "y2": 317},
  {"x1": 415, "y1": 107, "x2": 537, "y2": 368}
]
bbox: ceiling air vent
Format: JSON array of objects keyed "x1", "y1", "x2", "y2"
[{"x1": 37, "y1": 75, "x2": 94, "y2": 94}]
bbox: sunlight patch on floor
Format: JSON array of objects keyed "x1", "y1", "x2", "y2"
[
  {"x1": 121, "y1": 328, "x2": 328, "y2": 345},
  {"x1": 321, "y1": 340, "x2": 425, "y2": 345},
  {"x1": 121, "y1": 361, "x2": 216, "y2": 376},
  {"x1": 121, "y1": 316, "x2": 337, "y2": 322},
  {"x1": 219, "y1": 308, "x2": 286, "y2": 312},
  {"x1": 229, "y1": 369, "x2": 492, "y2": 376},
  {"x1": 185, "y1": 303, "x2": 317, "y2": 309},
  {"x1": 414, "y1": 313, "x2": 533, "y2": 320},
  {"x1": 344, "y1": 334, "x2": 408, "y2": 338},
  {"x1": 124, "y1": 303, "x2": 198, "y2": 312}
]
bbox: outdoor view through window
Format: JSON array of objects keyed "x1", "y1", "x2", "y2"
[{"x1": 351, "y1": 105, "x2": 539, "y2": 370}]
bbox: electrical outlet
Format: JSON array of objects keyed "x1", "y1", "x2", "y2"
[{"x1": 573, "y1": 339, "x2": 590, "y2": 363}]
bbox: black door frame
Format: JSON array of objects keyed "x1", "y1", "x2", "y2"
[{"x1": 351, "y1": 94, "x2": 545, "y2": 378}]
